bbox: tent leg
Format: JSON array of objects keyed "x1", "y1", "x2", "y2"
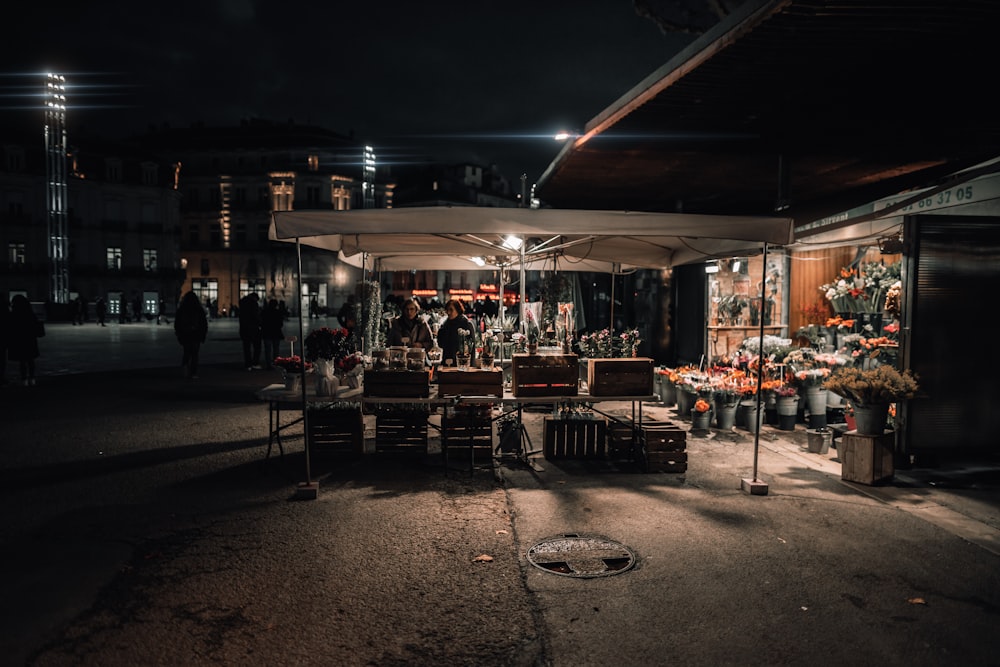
[
  {"x1": 743, "y1": 241, "x2": 769, "y2": 496},
  {"x1": 294, "y1": 237, "x2": 318, "y2": 499}
]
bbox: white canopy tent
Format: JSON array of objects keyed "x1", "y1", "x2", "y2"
[{"x1": 269, "y1": 206, "x2": 794, "y2": 270}]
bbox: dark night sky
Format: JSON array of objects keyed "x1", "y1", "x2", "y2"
[{"x1": 2, "y1": 1, "x2": 695, "y2": 185}]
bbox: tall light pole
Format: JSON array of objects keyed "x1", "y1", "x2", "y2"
[{"x1": 44, "y1": 73, "x2": 69, "y2": 304}]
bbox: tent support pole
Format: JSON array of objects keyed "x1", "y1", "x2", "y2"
[
  {"x1": 519, "y1": 243, "x2": 526, "y2": 332},
  {"x1": 498, "y1": 264, "x2": 506, "y2": 365},
  {"x1": 294, "y1": 237, "x2": 318, "y2": 499},
  {"x1": 742, "y1": 242, "x2": 769, "y2": 496}
]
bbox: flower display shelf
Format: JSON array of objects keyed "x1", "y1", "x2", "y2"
[
  {"x1": 586, "y1": 357, "x2": 654, "y2": 396},
  {"x1": 511, "y1": 353, "x2": 579, "y2": 397}
]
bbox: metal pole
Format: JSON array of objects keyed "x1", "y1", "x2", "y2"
[
  {"x1": 519, "y1": 243, "x2": 526, "y2": 334},
  {"x1": 609, "y1": 262, "x2": 620, "y2": 332},
  {"x1": 296, "y1": 238, "x2": 311, "y2": 486},
  {"x1": 752, "y1": 242, "x2": 768, "y2": 482}
]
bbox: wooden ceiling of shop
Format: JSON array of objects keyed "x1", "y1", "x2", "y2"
[{"x1": 535, "y1": 0, "x2": 1000, "y2": 229}]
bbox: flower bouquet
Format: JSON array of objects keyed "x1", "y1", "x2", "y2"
[
  {"x1": 823, "y1": 365, "x2": 919, "y2": 406},
  {"x1": 304, "y1": 326, "x2": 355, "y2": 362},
  {"x1": 273, "y1": 355, "x2": 312, "y2": 373},
  {"x1": 273, "y1": 355, "x2": 312, "y2": 389}
]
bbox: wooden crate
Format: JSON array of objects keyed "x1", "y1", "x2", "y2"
[
  {"x1": 607, "y1": 419, "x2": 687, "y2": 472},
  {"x1": 543, "y1": 417, "x2": 607, "y2": 459},
  {"x1": 437, "y1": 368, "x2": 504, "y2": 397},
  {"x1": 642, "y1": 421, "x2": 687, "y2": 452},
  {"x1": 363, "y1": 369, "x2": 430, "y2": 398},
  {"x1": 607, "y1": 420, "x2": 686, "y2": 450},
  {"x1": 645, "y1": 450, "x2": 689, "y2": 473},
  {"x1": 840, "y1": 431, "x2": 894, "y2": 485},
  {"x1": 442, "y1": 406, "x2": 495, "y2": 465},
  {"x1": 375, "y1": 408, "x2": 430, "y2": 454},
  {"x1": 587, "y1": 358, "x2": 655, "y2": 396},
  {"x1": 511, "y1": 353, "x2": 579, "y2": 397},
  {"x1": 307, "y1": 407, "x2": 365, "y2": 458}
]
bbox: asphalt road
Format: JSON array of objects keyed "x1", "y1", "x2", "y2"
[{"x1": 2, "y1": 319, "x2": 999, "y2": 666}]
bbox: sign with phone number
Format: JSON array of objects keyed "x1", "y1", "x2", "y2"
[{"x1": 875, "y1": 172, "x2": 1000, "y2": 214}]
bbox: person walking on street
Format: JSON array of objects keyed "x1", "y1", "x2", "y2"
[
  {"x1": 238, "y1": 292, "x2": 263, "y2": 370},
  {"x1": 157, "y1": 299, "x2": 168, "y2": 325},
  {"x1": 260, "y1": 298, "x2": 284, "y2": 369},
  {"x1": 8, "y1": 294, "x2": 42, "y2": 386},
  {"x1": 74, "y1": 295, "x2": 86, "y2": 325},
  {"x1": 96, "y1": 297, "x2": 107, "y2": 326},
  {"x1": 133, "y1": 294, "x2": 144, "y2": 323},
  {"x1": 119, "y1": 295, "x2": 128, "y2": 324},
  {"x1": 174, "y1": 291, "x2": 208, "y2": 379}
]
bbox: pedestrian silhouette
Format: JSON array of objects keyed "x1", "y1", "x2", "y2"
[
  {"x1": 8, "y1": 294, "x2": 41, "y2": 385},
  {"x1": 261, "y1": 298, "x2": 284, "y2": 369},
  {"x1": 0, "y1": 293, "x2": 9, "y2": 385},
  {"x1": 239, "y1": 292, "x2": 263, "y2": 370},
  {"x1": 96, "y1": 297, "x2": 107, "y2": 326},
  {"x1": 174, "y1": 291, "x2": 208, "y2": 379}
]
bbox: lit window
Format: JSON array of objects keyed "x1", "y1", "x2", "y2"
[
  {"x1": 143, "y1": 249, "x2": 158, "y2": 271},
  {"x1": 9, "y1": 242, "x2": 26, "y2": 265},
  {"x1": 107, "y1": 247, "x2": 122, "y2": 270}
]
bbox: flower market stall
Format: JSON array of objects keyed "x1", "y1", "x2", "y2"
[{"x1": 265, "y1": 206, "x2": 794, "y2": 494}]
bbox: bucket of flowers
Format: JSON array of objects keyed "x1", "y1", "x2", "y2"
[
  {"x1": 272, "y1": 355, "x2": 313, "y2": 389},
  {"x1": 692, "y1": 398, "x2": 713, "y2": 431}
]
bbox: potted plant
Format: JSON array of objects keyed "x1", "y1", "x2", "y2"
[{"x1": 823, "y1": 364, "x2": 919, "y2": 434}]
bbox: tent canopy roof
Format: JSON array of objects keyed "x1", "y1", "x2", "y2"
[{"x1": 270, "y1": 206, "x2": 793, "y2": 270}]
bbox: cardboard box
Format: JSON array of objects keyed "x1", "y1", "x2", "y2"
[
  {"x1": 437, "y1": 368, "x2": 504, "y2": 398},
  {"x1": 511, "y1": 353, "x2": 579, "y2": 397},
  {"x1": 363, "y1": 369, "x2": 430, "y2": 398},
  {"x1": 586, "y1": 358, "x2": 654, "y2": 396}
]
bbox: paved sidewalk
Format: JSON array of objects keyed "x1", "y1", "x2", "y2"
[{"x1": 3, "y1": 323, "x2": 999, "y2": 665}]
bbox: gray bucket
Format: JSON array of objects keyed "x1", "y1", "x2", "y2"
[{"x1": 806, "y1": 428, "x2": 832, "y2": 454}]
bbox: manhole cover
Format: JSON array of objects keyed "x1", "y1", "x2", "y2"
[{"x1": 526, "y1": 534, "x2": 636, "y2": 578}]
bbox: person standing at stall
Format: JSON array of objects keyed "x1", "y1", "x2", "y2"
[
  {"x1": 8, "y1": 294, "x2": 41, "y2": 386},
  {"x1": 437, "y1": 299, "x2": 476, "y2": 367},
  {"x1": 174, "y1": 290, "x2": 208, "y2": 379},
  {"x1": 387, "y1": 298, "x2": 433, "y2": 349}
]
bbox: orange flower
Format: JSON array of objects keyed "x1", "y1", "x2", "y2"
[{"x1": 694, "y1": 399, "x2": 711, "y2": 413}]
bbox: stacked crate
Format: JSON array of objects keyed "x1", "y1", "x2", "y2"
[
  {"x1": 363, "y1": 369, "x2": 430, "y2": 398},
  {"x1": 307, "y1": 406, "x2": 365, "y2": 460},
  {"x1": 374, "y1": 406, "x2": 430, "y2": 454},
  {"x1": 441, "y1": 404, "x2": 495, "y2": 467},
  {"x1": 436, "y1": 368, "x2": 503, "y2": 398},
  {"x1": 543, "y1": 416, "x2": 608, "y2": 459},
  {"x1": 586, "y1": 358, "x2": 655, "y2": 396},
  {"x1": 608, "y1": 418, "x2": 687, "y2": 473},
  {"x1": 511, "y1": 354, "x2": 579, "y2": 397}
]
